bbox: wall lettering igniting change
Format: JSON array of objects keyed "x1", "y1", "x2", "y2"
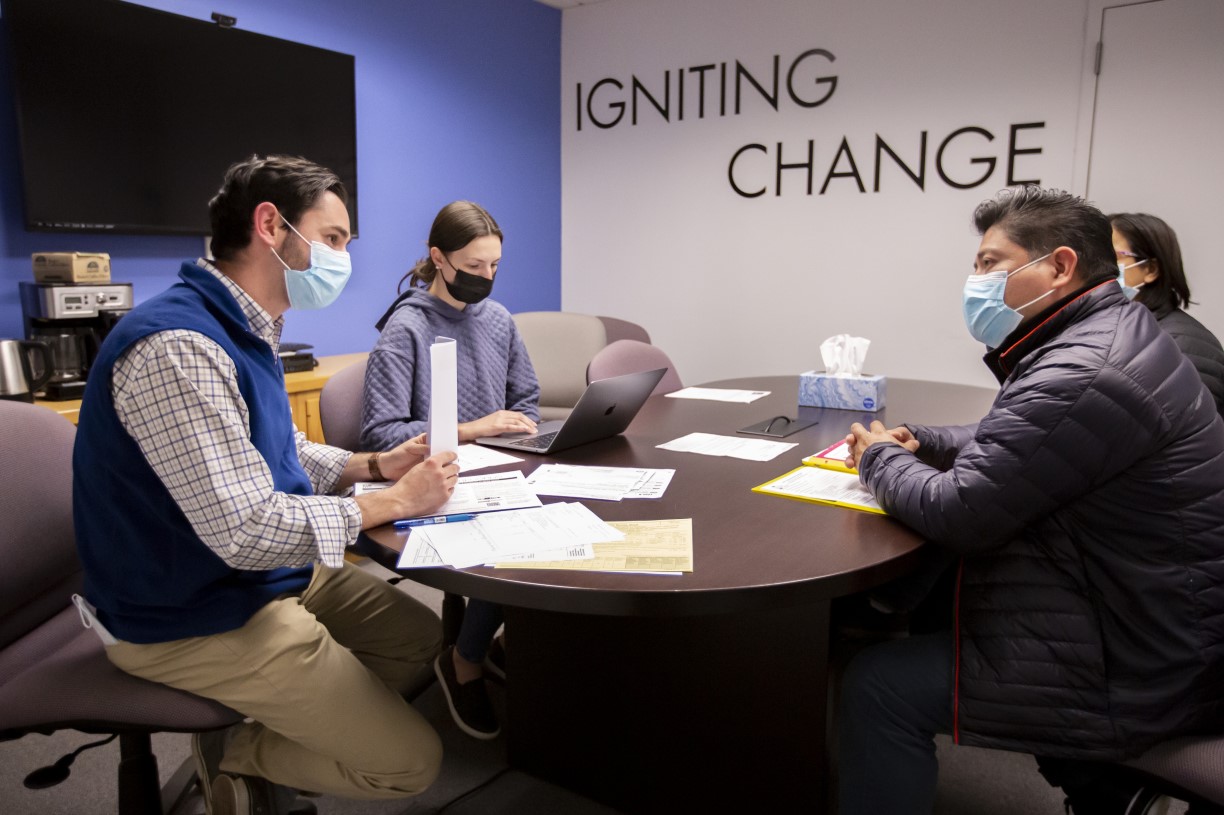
[{"x1": 573, "y1": 48, "x2": 1047, "y2": 197}]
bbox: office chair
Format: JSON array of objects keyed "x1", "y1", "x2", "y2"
[
  {"x1": 1120, "y1": 735, "x2": 1224, "y2": 813},
  {"x1": 0, "y1": 400, "x2": 243, "y2": 815},
  {"x1": 596, "y1": 315, "x2": 651, "y2": 345},
  {"x1": 587, "y1": 339, "x2": 684, "y2": 395},
  {"x1": 318, "y1": 356, "x2": 368, "y2": 451},
  {"x1": 317, "y1": 359, "x2": 466, "y2": 650},
  {"x1": 512, "y1": 311, "x2": 608, "y2": 421}
]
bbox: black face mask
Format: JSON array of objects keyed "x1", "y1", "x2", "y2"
[{"x1": 442, "y1": 255, "x2": 494, "y2": 304}]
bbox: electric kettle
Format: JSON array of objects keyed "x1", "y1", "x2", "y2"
[{"x1": 0, "y1": 339, "x2": 53, "y2": 403}]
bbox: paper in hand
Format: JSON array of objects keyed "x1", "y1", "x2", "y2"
[{"x1": 429, "y1": 336, "x2": 459, "y2": 457}]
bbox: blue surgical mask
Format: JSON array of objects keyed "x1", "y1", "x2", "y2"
[
  {"x1": 1117, "y1": 260, "x2": 1147, "y2": 301},
  {"x1": 962, "y1": 253, "x2": 1054, "y2": 348},
  {"x1": 271, "y1": 214, "x2": 352, "y2": 310}
]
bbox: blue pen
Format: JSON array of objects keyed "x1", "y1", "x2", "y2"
[{"x1": 393, "y1": 513, "x2": 476, "y2": 529}]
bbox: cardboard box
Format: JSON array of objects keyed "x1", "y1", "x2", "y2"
[
  {"x1": 31, "y1": 252, "x2": 112, "y2": 284},
  {"x1": 799, "y1": 371, "x2": 887, "y2": 412}
]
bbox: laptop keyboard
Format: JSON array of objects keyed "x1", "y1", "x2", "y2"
[{"x1": 510, "y1": 431, "x2": 558, "y2": 450}]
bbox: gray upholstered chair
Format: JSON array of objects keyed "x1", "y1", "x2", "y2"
[
  {"x1": 318, "y1": 356, "x2": 368, "y2": 451},
  {"x1": 597, "y1": 315, "x2": 650, "y2": 345},
  {"x1": 587, "y1": 339, "x2": 684, "y2": 396},
  {"x1": 1121, "y1": 736, "x2": 1224, "y2": 813},
  {"x1": 513, "y1": 311, "x2": 608, "y2": 421},
  {"x1": 0, "y1": 400, "x2": 242, "y2": 814}
]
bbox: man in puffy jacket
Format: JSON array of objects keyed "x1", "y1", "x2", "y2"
[{"x1": 838, "y1": 187, "x2": 1224, "y2": 815}]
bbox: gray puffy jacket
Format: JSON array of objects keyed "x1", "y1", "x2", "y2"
[{"x1": 860, "y1": 281, "x2": 1224, "y2": 760}]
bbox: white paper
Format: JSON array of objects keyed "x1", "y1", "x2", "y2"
[
  {"x1": 494, "y1": 542, "x2": 595, "y2": 563},
  {"x1": 456, "y1": 444, "x2": 523, "y2": 472},
  {"x1": 525, "y1": 464, "x2": 675, "y2": 501},
  {"x1": 657, "y1": 432, "x2": 797, "y2": 461},
  {"x1": 429, "y1": 336, "x2": 459, "y2": 457},
  {"x1": 352, "y1": 481, "x2": 392, "y2": 496},
  {"x1": 428, "y1": 470, "x2": 542, "y2": 517},
  {"x1": 758, "y1": 466, "x2": 882, "y2": 512},
  {"x1": 665, "y1": 387, "x2": 771, "y2": 403},
  {"x1": 396, "y1": 532, "x2": 446, "y2": 569},
  {"x1": 624, "y1": 468, "x2": 675, "y2": 499},
  {"x1": 413, "y1": 502, "x2": 623, "y2": 568}
]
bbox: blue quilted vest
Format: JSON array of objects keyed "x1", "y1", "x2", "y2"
[{"x1": 73, "y1": 262, "x2": 312, "y2": 643}]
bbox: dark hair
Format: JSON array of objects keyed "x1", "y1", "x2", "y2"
[
  {"x1": 208, "y1": 155, "x2": 348, "y2": 261},
  {"x1": 972, "y1": 186, "x2": 1116, "y2": 286},
  {"x1": 1108, "y1": 212, "x2": 1190, "y2": 311},
  {"x1": 399, "y1": 201, "x2": 503, "y2": 293}
]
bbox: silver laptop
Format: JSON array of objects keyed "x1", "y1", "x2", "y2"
[{"x1": 476, "y1": 367, "x2": 666, "y2": 455}]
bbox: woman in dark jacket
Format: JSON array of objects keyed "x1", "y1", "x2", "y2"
[{"x1": 1111, "y1": 212, "x2": 1224, "y2": 414}]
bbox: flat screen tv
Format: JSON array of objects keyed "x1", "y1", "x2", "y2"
[{"x1": 3, "y1": 0, "x2": 358, "y2": 236}]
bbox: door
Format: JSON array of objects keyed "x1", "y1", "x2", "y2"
[{"x1": 1085, "y1": 0, "x2": 1224, "y2": 335}]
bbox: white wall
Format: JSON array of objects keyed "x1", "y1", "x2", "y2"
[{"x1": 560, "y1": 0, "x2": 1096, "y2": 387}]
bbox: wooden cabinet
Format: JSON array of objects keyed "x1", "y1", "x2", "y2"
[{"x1": 35, "y1": 352, "x2": 368, "y2": 446}]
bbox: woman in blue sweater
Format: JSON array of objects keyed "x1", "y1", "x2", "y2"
[{"x1": 362, "y1": 201, "x2": 540, "y2": 739}]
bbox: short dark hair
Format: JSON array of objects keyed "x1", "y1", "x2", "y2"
[
  {"x1": 400, "y1": 201, "x2": 503, "y2": 292},
  {"x1": 1109, "y1": 212, "x2": 1190, "y2": 311},
  {"x1": 208, "y1": 155, "x2": 348, "y2": 261},
  {"x1": 973, "y1": 186, "x2": 1116, "y2": 286}
]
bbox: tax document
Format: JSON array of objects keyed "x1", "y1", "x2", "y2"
[
  {"x1": 752, "y1": 466, "x2": 884, "y2": 515},
  {"x1": 665, "y1": 387, "x2": 771, "y2": 403},
  {"x1": 493, "y1": 518, "x2": 693, "y2": 574},
  {"x1": 402, "y1": 502, "x2": 624, "y2": 569},
  {"x1": 427, "y1": 470, "x2": 542, "y2": 517},
  {"x1": 525, "y1": 464, "x2": 675, "y2": 501},
  {"x1": 657, "y1": 432, "x2": 797, "y2": 461}
]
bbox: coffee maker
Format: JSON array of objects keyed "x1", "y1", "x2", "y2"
[{"x1": 19, "y1": 281, "x2": 133, "y2": 400}]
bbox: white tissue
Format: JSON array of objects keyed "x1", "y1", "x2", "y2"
[{"x1": 820, "y1": 334, "x2": 871, "y2": 377}]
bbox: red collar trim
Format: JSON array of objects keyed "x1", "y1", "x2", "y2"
[{"x1": 997, "y1": 280, "x2": 1115, "y2": 375}]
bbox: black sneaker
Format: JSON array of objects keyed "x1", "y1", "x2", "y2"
[
  {"x1": 434, "y1": 645, "x2": 500, "y2": 740},
  {"x1": 192, "y1": 726, "x2": 235, "y2": 814},
  {"x1": 211, "y1": 773, "x2": 313, "y2": 815},
  {"x1": 483, "y1": 636, "x2": 507, "y2": 683}
]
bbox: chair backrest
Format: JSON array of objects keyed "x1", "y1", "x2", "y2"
[
  {"x1": 0, "y1": 402, "x2": 80, "y2": 651},
  {"x1": 597, "y1": 315, "x2": 651, "y2": 345},
  {"x1": 513, "y1": 311, "x2": 608, "y2": 421},
  {"x1": 0, "y1": 403, "x2": 241, "y2": 801},
  {"x1": 319, "y1": 357, "x2": 368, "y2": 452},
  {"x1": 587, "y1": 339, "x2": 684, "y2": 396}
]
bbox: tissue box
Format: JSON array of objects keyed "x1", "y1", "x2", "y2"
[{"x1": 799, "y1": 371, "x2": 887, "y2": 412}]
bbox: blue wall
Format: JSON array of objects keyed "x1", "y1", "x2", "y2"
[{"x1": 0, "y1": 0, "x2": 561, "y2": 354}]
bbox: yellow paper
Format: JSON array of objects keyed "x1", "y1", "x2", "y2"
[{"x1": 492, "y1": 518, "x2": 693, "y2": 572}]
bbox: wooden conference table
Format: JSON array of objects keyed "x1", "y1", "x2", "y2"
[{"x1": 357, "y1": 376, "x2": 998, "y2": 813}]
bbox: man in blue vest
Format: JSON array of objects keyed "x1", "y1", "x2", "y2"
[{"x1": 73, "y1": 155, "x2": 459, "y2": 814}]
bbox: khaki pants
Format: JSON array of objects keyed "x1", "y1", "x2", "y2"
[{"x1": 107, "y1": 563, "x2": 442, "y2": 800}]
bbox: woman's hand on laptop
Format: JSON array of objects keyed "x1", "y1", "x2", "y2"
[{"x1": 459, "y1": 410, "x2": 538, "y2": 442}]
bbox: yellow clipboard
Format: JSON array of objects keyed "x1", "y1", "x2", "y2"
[{"x1": 752, "y1": 466, "x2": 886, "y2": 515}]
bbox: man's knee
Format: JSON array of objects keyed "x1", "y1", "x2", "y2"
[
  {"x1": 841, "y1": 643, "x2": 895, "y2": 721},
  {"x1": 367, "y1": 726, "x2": 443, "y2": 798}
]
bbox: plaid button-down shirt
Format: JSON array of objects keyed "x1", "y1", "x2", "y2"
[{"x1": 110, "y1": 260, "x2": 359, "y2": 570}]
